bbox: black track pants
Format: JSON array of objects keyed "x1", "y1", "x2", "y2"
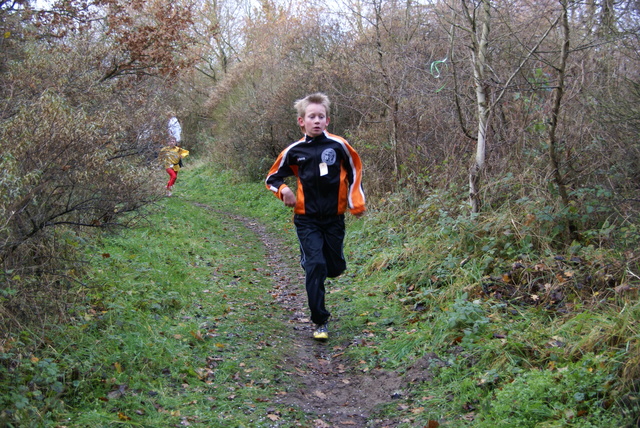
[{"x1": 294, "y1": 214, "x2": 346, "y2": 326}]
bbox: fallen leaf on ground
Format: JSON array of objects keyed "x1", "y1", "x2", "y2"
[{"x1": 117, "y1": 412, "x2": 131, "y2": 421}]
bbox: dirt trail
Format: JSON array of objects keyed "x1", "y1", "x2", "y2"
[
  {"x1": 199, "y1": 205, "x2": 418, "y2": 427},
  {"x1": 255, "y1": 223, "x2": 404, "y2": 427}
]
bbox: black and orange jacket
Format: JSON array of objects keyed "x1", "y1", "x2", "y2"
[{"x1": 265, "y1": 131, "x2": 366, "y2": 216}]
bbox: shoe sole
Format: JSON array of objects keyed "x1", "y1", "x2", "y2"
[{"x1": 313, "y1": 332, "x2": 328, "y2": 341}]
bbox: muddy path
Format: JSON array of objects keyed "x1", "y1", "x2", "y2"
[{"x1": 194, "y1": 203, "x2": 431, "y2": 427}]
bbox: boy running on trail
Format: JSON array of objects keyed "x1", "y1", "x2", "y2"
[{"x1": 265, "y1": 92, "x2": 366, "y2": 341}]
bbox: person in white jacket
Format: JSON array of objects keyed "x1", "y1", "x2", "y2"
[{"x1": 167, "y1": 115, "x2": 182, "y2": 143}]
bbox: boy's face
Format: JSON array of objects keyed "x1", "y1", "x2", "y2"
[{"x1": 298, "y1": 103, "x2": 329, "y2": 138}]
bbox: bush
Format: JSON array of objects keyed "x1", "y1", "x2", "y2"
[{"x1": 0, "y1": 33, "x2": 170, "y2": 337}]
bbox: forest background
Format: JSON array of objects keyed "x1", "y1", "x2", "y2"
[{"x1": 1, "y1": 0, "x2": 640, "y2": 426}]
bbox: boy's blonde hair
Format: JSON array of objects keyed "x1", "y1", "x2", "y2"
[{"x1": 294, "y1": 92, "x2": 331, "y2": 118}]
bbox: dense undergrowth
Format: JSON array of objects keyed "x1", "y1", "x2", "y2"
[{"x1": 1, "y1": 162, "x2": 639, "y2": 427}]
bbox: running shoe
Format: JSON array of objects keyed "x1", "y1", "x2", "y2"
[{"x1": 313, "y1": 323, "x2": 329, "y2": 341}]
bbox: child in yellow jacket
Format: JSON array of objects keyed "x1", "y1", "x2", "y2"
[{"x1": 159, "y1": 137, "x2": 189, "y2": 197}]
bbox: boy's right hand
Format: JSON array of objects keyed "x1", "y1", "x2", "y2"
[{"x1": 281, "y1": 187, "x2": 296, "y2": 207}]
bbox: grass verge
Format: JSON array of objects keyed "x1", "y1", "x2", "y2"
[
  {"x1": 1, "y1": 164, "x2": 305, "y2": 427},
  {"x1": 333, "y1": 187, "x2": 640, "y2": 427}
]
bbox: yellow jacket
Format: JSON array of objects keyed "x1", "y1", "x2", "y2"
[{"x1": 159, "y1": 146, "x2": 189, "y2": 171}]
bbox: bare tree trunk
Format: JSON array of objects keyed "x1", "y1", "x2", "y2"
[
  {"x1": 547, "y1": 0, "x2": 575, "y2": 240},
  {"x1": 392, "y1": 100, "x2": 400, "y2": 178},
  {"x1": 468, "y1": 0, "x2": 491, "y2": 213},
  {"x1": 447, "y1": 0, "x2": 562, "y2": 214},
  {"x1": 373, "y1": 0, "x2": 399, "y2": 179}
]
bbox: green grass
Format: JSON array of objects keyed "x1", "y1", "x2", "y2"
[
  {"x1": 332, "y1": 190, "x2": 640, "y2": 427},
  {"x1": 69, "y1": 202, "x2": 292, "y2": 425},
  {"x1": 2, "y1": 162, "x2": 639, "y2": 427},
  {"x1": 1, "y1": 164, "x2": 308, "y2": 427}
]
